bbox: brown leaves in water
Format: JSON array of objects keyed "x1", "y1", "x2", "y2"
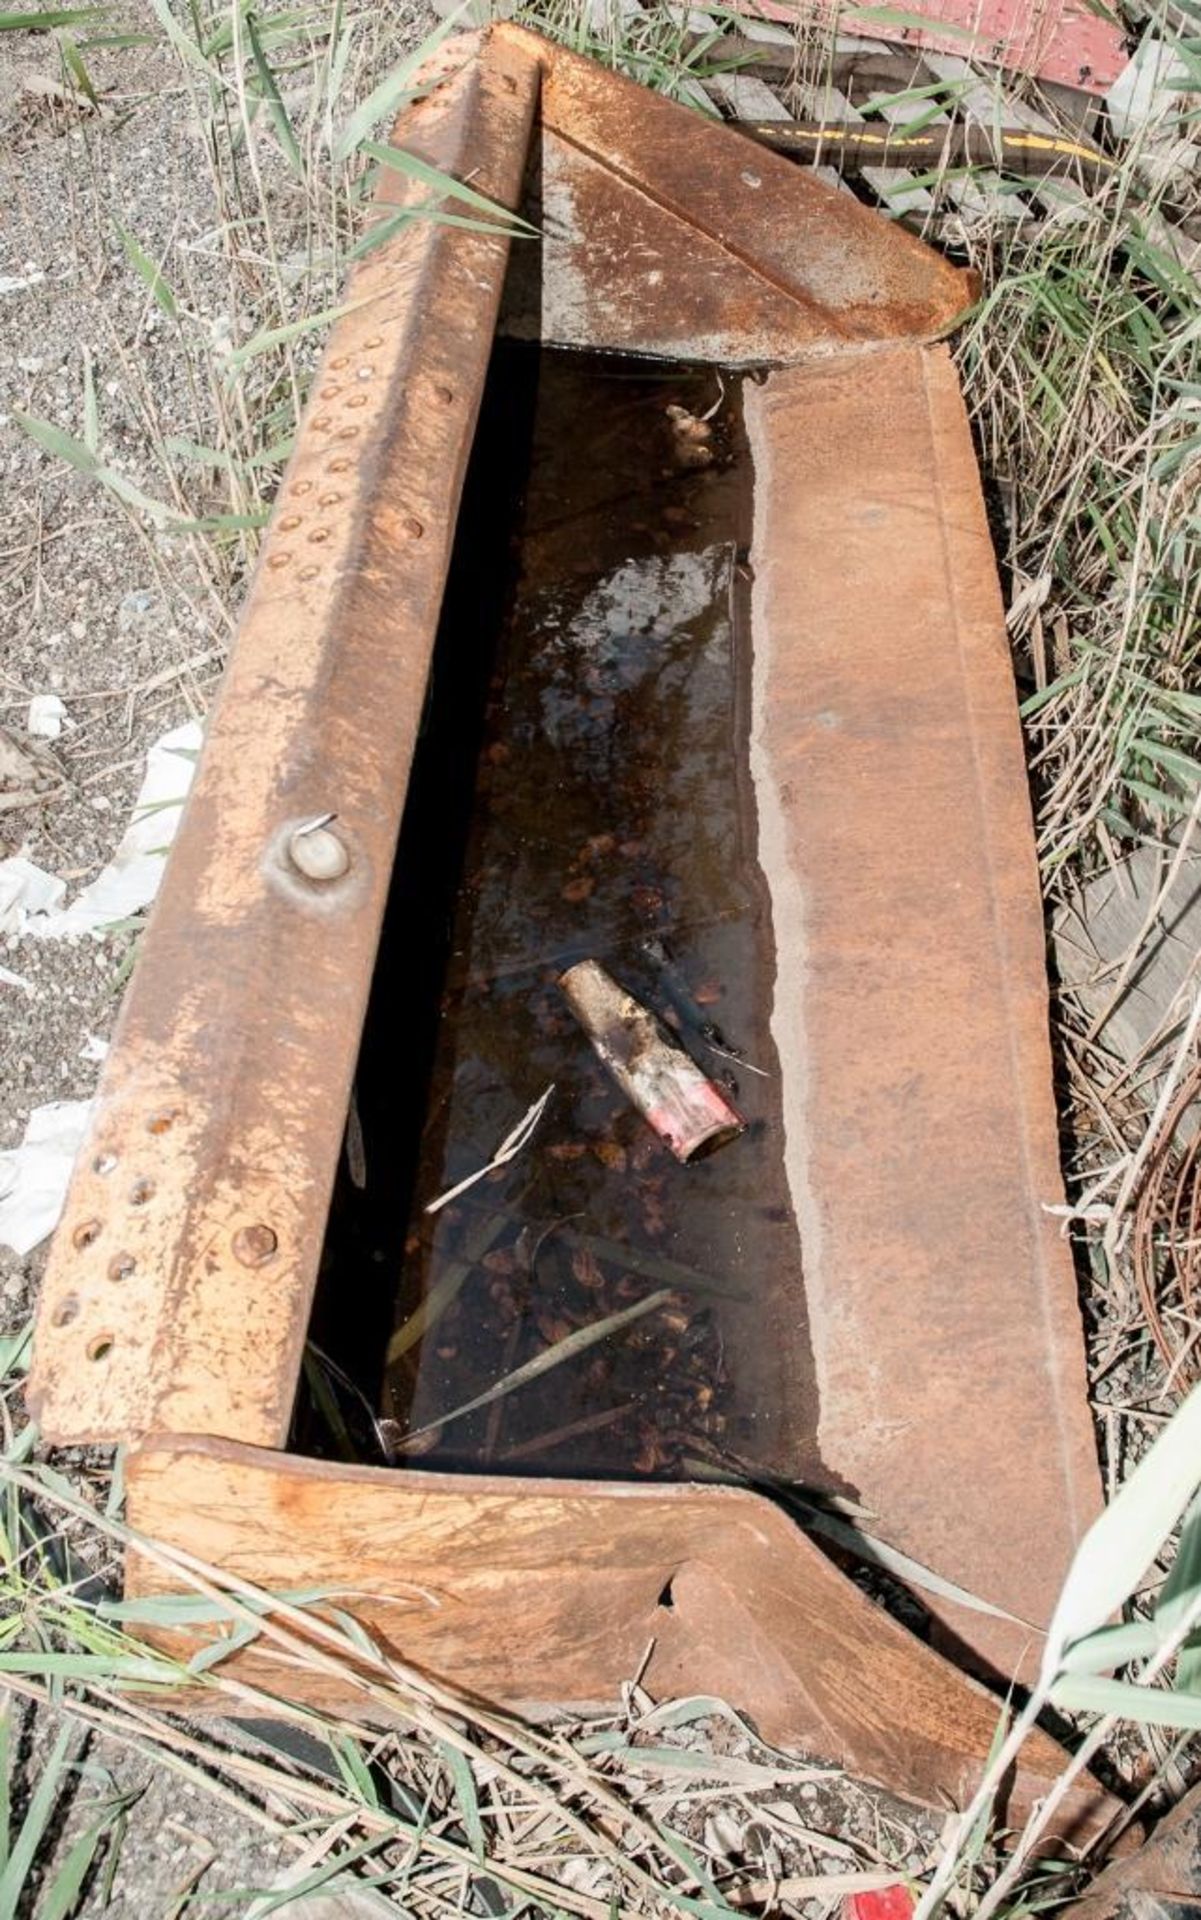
[{"x1": 571, "y1": 1247, "x2": 606, "y2": 1292}]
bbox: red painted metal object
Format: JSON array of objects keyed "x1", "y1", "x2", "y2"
[
  {"x1": 729, "y1": 0, "x2": 1127, "y2": 95},
  {"x1": 844, "y1": 1889, "x2": 916, "y2": 1920}
]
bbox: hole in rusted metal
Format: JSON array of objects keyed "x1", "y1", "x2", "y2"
[
  {"x1": 73, "y1": 1219, "x2": 101, "y2": 1250},
  {"x1": 109, "y1": 1253, "x2": 136, "y2": 1281},
  {"x1": 93, "y1": 1152, "x2": 117, "y2": 1175},
  {"x1": 129, "y1": 1178, "x2": 154, "y2": 1206},
  {"x1": 87, "y1": 1334, "x2": 114, "y2": 1362},
  {"x1": 54, "y1": 1296, "x2": 80, "y2": 1328},
  {"x1": 147, "y1": 1110, "x2": 177, "y2": 1135}
]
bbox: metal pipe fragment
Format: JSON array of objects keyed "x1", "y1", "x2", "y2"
[
  {"x1": 559, "y1": 960, "x2": 744, "y2": 1163},
  {"x1": 735, "y1": 118, "x2": 1115, "y2": 181}
]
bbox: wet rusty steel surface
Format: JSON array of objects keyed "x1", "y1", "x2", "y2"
[
  {"x1": 745, "y1": 340, "x2": 1102, "y2": 1679},
  {"x1": 495, "y1": 23, "x2": 974, "y2": 363},
  {"x1": 27, "y1": 30, "x2": 542, "y2": 1447}
]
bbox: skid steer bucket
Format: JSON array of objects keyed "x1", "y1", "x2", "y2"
[{"x1": 28, "y1": 25, "x2": 1114, "y2": 1838}]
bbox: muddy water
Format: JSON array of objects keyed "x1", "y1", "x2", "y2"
[{"x1": 306, "y1": 347, "x2": 822, "y2": 1486}]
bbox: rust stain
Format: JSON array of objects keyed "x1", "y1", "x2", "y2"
[
  {"x1": 26, "y1": 29, "x2": 541, "y2": 1448},
  {"x1": 745, "y1": 343, "x2": 1102, "y2": 1680},
  {"x1": 497, "y1": 23, "x2": 973, "y2": 363}
]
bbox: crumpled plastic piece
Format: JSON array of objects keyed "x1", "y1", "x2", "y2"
[
  {"x1": 0, "y1": 719, "x2": 202, "y2": 941},
  {"x1": 0, "y1": 857, "x2": 66, "y2": 934},
  {"x1": 0, "y1": 1099, "x2": 95, "y2": 1257}
]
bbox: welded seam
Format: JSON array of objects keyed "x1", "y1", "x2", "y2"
[{"x1": 916, "y1": 348, "x2": 1087, "y2": 1552}]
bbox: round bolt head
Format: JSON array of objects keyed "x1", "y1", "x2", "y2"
[
  {"x1": 233, "y1": 1223, "x2": 278, "y2": 1268},
  {"x1": 288, "y1": 823, "x2": 349, "y2": 883}
]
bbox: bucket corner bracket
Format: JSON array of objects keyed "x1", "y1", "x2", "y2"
[{"x1": 29, "y1": 21, "x2": 1114, "y2": 1848}]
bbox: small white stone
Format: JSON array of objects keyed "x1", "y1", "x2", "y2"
[{"x1": 27, "y1": 694, "x2": 66, "y2": 740}]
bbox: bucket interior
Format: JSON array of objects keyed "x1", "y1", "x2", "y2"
[{"x1": 297, "y1": 339, "x2": 825, "y2": 1489}]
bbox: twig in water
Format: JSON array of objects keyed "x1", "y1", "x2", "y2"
[{"x1": 425, "y1": 1085, "x2": 554, "y2": 1215}]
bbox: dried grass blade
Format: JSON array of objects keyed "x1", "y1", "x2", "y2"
[
  {"x1": 424, "y1": 1085, "x2": 553, "y2": 1215},
  {"x1": 400, "y1": 1288, "x2": 673, "y2": 1448}
]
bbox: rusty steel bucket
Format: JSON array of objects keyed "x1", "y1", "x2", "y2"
[{"x1": 28, "y1": 25, "x2": 1114, "y2": 1839}]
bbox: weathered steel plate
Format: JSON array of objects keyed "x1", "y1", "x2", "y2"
[
  {"x1": 745, "y1": 340, "x2": 1102, "y2": 1677},
  {"x1": 498, "y1": 23, "x2": 973, "y2": 361},
  {"x1": 728, "y1": 0, "x2": 1126, "y2": 95},
  {"x1": 26, "y1": 30, "x2": 541, "y2": 1447},
  {"x1": 124, "y1": 1435, "x2": 1124, "y2": 1844}
]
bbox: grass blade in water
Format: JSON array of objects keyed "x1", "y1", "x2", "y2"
[
  {"x1": 398, "y1": 1289, "x2": 674, "y2": 1450},
  {"x1": 386, "y1": 1208, "x2": 513, "y2": 1365}
]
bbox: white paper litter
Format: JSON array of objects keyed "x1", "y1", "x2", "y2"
[
  {"x1": 79, "y1": 1033, "x2": 109, "y2": 1063},
  {"x1": 1106, "y1": 38, "x2": 1191, "y2": 138},
  {"x1": 27, "y1": 694, "x2": 66, "y2": 740},
  {"x1": 0, "y1": 719, "x2": 202, "y2": 942},
  {"x1": 0, "y1": 857, "x2": 66, "y2": 935},
  {"x1": 0, "y1": 1099, "x2": 94, "y2": 1257}
]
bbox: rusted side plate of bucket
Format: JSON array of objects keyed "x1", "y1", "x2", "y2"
[
  {"x1": 123, "y1": 1435, "x2": 1124, "y2": 1846},
  {"x1": 25, "y1": 32, "x2": 541, "y2": 1448},
  {"x1": 746, "y1": 340, "x2": 1102, "y2": 1678},
  {"x1": 497, "y1": 23, "x2": 972, "y2": 362}
]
